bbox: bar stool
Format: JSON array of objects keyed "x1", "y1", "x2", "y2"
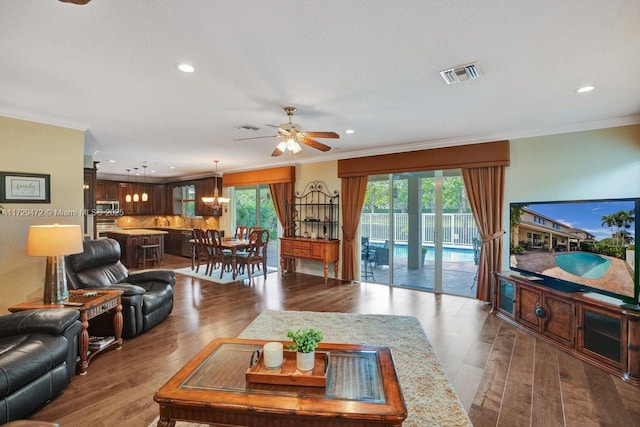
[{"x1": 137, "y1": 243, "x2": 161, "y2": 268}]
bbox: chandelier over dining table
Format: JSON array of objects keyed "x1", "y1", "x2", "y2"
[{"x1": 201, "y1": 160, "x2": 229, "y2": 211}]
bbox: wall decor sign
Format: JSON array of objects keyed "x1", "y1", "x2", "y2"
[{"x1": 0, "y1": 172, "x2": 50, "y2": 203}]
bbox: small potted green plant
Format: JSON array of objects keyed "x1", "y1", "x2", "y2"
[{"x1": 287, "y1": 327, "x2": 323, "y2": 371}]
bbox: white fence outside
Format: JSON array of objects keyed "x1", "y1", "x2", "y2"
[{"x1": 360, "y1": 212, "x2": 479, "y2": 248}]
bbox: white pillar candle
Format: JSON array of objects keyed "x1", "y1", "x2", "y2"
[{"x1": 263, "y1": 342, "x2": 283, "y2": 369}]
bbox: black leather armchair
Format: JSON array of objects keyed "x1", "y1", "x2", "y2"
[
  {"x1": 0, "y1": 309, "x2": 81, "y2": 424},
  {"x1": 65, "y1": 238, "x2": 176, "y2": 338}
]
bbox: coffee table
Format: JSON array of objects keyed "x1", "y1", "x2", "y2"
[
  {"x1": 154, "y1": 338, "x2": 407, "y2": 427},
  {"x1": 8, "y1": 289, "x2": 123, "y2": 375}
]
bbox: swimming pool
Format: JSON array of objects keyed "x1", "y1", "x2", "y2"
[
  {"x1": 555, "y1": 252, "x2": 611, "y2": 279},
  {"x1": 390, "y1": 245, "x2": 475, "y2": 263}
]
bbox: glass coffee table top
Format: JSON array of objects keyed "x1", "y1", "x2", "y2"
[{"x1": 181, "y1": 342, "x2": 386, "y2": 403}]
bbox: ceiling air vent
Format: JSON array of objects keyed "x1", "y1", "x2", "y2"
[
  {"x1": 439, "y1": 63, "x2": 481, "y2": 85},
  {"x1": 235, "y1": 125, "x2": 260, "y2": 132}
]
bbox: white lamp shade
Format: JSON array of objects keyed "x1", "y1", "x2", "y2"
[{"x1": 26, "y1": 224, "x2": 84, "y2": 256}]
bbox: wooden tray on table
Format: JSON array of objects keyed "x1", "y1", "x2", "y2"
[{"x1": 245, "y1": 349, "x2": 329, "y2": 387}]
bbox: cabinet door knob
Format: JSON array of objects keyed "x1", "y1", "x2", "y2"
[
  {"x1": 534, "y1": 306, "x2": 546, "y2": 318},
  {"x1": 577, "y1": 325, "x2": 582, "y2": 330}
]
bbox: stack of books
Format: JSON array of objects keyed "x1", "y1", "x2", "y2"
[{"x1": 88, "y1": 336, "x2": 115, "y2": 352}]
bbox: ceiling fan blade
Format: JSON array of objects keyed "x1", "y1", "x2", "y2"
[
  {"x1": 300, "y1": 136, "x2": 331, "y2": 152},
  {"x1": 271, "y1": 147, "x2": 284, "y2": 157},
  {"x1": 58, "y1": 0, "x2": 92, "y2": 4},
  {"x1": 234, "y1": 135, "x2": 278, "y2": 141},
  {"x1": 265, "y1": 124, "x2": 291, "y2": 136},
  {"x1": 304, "y1": 132, "x2": 340, "y2": 139}
]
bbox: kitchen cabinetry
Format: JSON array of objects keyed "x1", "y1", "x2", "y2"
[
  {"x1": 493, "y1": 273, "x2": 640, "y2": 385},
  {"x1": 96, "y1": 180, "x2": 120, "y2": 201},
  {"x1": 164, "y1": 229, "x2": 192, "y2": 257},
  {"x1": 106, "y1": 229, "x2": 167, "y2": 268},
  {"x1": 115, "y1": 182, "x2": 166, "y2": 216}
]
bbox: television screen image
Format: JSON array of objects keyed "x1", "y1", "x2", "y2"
[{"x1": 509, "y1": 199, "x2": 638, "y2": 302}]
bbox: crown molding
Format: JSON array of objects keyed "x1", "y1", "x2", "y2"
[{"x1": 0, "y1": 106, "x2": 90, "y2": 131}]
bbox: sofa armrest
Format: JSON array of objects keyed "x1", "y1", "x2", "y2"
[
  {"x1": 126, "y1": 270, "x2": 176, "y2": 287},
  {"x1": 0, "y1": 309, "x2": 80, "y2": 337},
  {"x1": 103, "y1": 283, "x2": 147, "y2": 296}
]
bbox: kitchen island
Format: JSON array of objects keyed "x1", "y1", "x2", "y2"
[{"x1": 105, "y1": 229, "x2": 168, "y2": 268}]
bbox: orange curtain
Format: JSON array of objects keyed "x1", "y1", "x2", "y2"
[
  {"x1": 462, "y1": 166, "x2": 505, "y2": 302},
  {"x1": 269, "y1": 182, "x2": 295, "y2": 270},
  {"x1": 340, "y1": 176, "x2": 369, "y2": 281}
]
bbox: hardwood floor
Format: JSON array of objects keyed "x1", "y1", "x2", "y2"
[{"x1": 29, "y1": 254, "x2": 640, "y2": 427}]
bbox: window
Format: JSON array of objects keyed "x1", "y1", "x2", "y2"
[
  {"x1": 174, "y1": 184, "x2": 195, "y2": 217},
  {"x1": 534, "y1": 215, "x2": 546, "y2": 225}
]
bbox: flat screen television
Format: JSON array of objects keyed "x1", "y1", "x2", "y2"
[{"x1": 509, "y1": 198, "x2": 638, "y2": 305}]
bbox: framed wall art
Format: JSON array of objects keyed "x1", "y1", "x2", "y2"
[{"x1": 0, "y1": 172, "x2": 51, "y2": 203}]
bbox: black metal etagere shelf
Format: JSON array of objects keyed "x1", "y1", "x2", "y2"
[{"x1": 288, "y1": 180, "x2": 339, "y2": 240}]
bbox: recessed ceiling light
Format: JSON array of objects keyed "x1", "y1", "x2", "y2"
[
  {"x1": 577, "y1": 86, "x2": 594, "y2": 93},
  {"x1": 169, "y1": 166, "x2": 176, "y2": 169},
  {"x1": 107, "y1": 159, "x2": 116, "y2": 163},
  {"x1": 178, "y1": 64, "x2": 195, "y2": 73},
  {"x1": 345, "y1": 129, "x2": 355, "y2": 134}
]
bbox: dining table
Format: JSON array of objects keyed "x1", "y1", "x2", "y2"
[
  {"x1": 191, "y1": 237, "x2": 251, "y2": 279},
  {"x1": 219, "y1": 239, "x2": 250, "y2": 279}
]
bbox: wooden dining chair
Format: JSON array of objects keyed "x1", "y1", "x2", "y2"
[
  {"x1": 192, "y1": 228, "x2": 212, "y2": 275},
  {"x1": 208, "y1": 229, "x2": 234, "y2": 279},
  {"x1": 234, "y1": 225, "x2": 248, "y2": 240},
  {"x1": 237, "y1": 229, "x2": 269, "y2": 280}
]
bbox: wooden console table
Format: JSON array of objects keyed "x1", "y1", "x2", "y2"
[
  {"x1": 9, "y1": 289, "x2": 123, "y2": 375},
  {"x1": 280, "y1": 237, "x2": 339, "y2": 283},
  {"x1": 154, "y1": 338, "x2": 406, "y2": 426}
]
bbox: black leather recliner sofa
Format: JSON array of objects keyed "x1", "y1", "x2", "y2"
[
  {"x1": 65, "y1": 238, "x2": 176, "y2": 338},
  {"x1": 0, "y1": 309, "x2": 81, "y2": 424}
]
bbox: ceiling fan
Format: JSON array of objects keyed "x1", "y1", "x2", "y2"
[
  {"x1": 58, "y1": 0, "x2": 92, "y2": 4},
  {"x1": 236, "y1": 107, "x2": 339, "y2": 157}
]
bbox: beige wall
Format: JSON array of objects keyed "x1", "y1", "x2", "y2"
[
  {"x1": 0, "y1": 116, "x2": 84, "y2": 312},
  {"x1": 504, "y1": 124, "x2": 640, "y2": 271},
  {"x1": 293, "y1": 161, "x2": 342, "y2": 278}
]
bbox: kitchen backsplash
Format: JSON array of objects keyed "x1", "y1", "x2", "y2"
[{"x1": 116, "y1": 215, "x2": 220, "y2": 230}]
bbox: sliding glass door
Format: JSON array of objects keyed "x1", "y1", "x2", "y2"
[
  {"x1": 360, "y1": 169, "x2": 478, "y2": 298},
  {"x1": 233, "y1": 185, "x2": 279, "y2": 268}
]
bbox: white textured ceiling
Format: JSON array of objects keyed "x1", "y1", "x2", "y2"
[{"x1": 1, "y1": 0, "x2": 639, "y2": 179}]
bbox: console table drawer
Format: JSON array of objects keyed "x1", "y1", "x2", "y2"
[{"x1": 292, "y1": 248, "x2": 311, "y2": 257}]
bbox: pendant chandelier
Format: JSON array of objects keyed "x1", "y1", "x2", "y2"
[
  {"x1": 201, "y1": 160, "x2": 229, "y2": 211},
  {"x1": 125, "y1": 169, "x2": 132, "y2": 203},
  {"x1": 141, "y1": 165, "x2": 148, "y2": 202},
  {"x1": 132, "y1": 167, "x2": 140, "y2": 202}
]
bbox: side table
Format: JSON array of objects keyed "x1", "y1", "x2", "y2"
[{"x1": 8, "y1": 289, "x2": 123, "y2": 375}]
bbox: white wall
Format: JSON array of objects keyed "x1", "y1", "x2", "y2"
[
  {"x1": 503, "y1": 124, "x2": 640, "y2": 270},
  {"x1": 0, "y1": 116, "x2": 85, "y2": 312}
]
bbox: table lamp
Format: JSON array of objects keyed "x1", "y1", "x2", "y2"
[{"x1": 26, "y1": 224, "x2": 84, "y2": 304}]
